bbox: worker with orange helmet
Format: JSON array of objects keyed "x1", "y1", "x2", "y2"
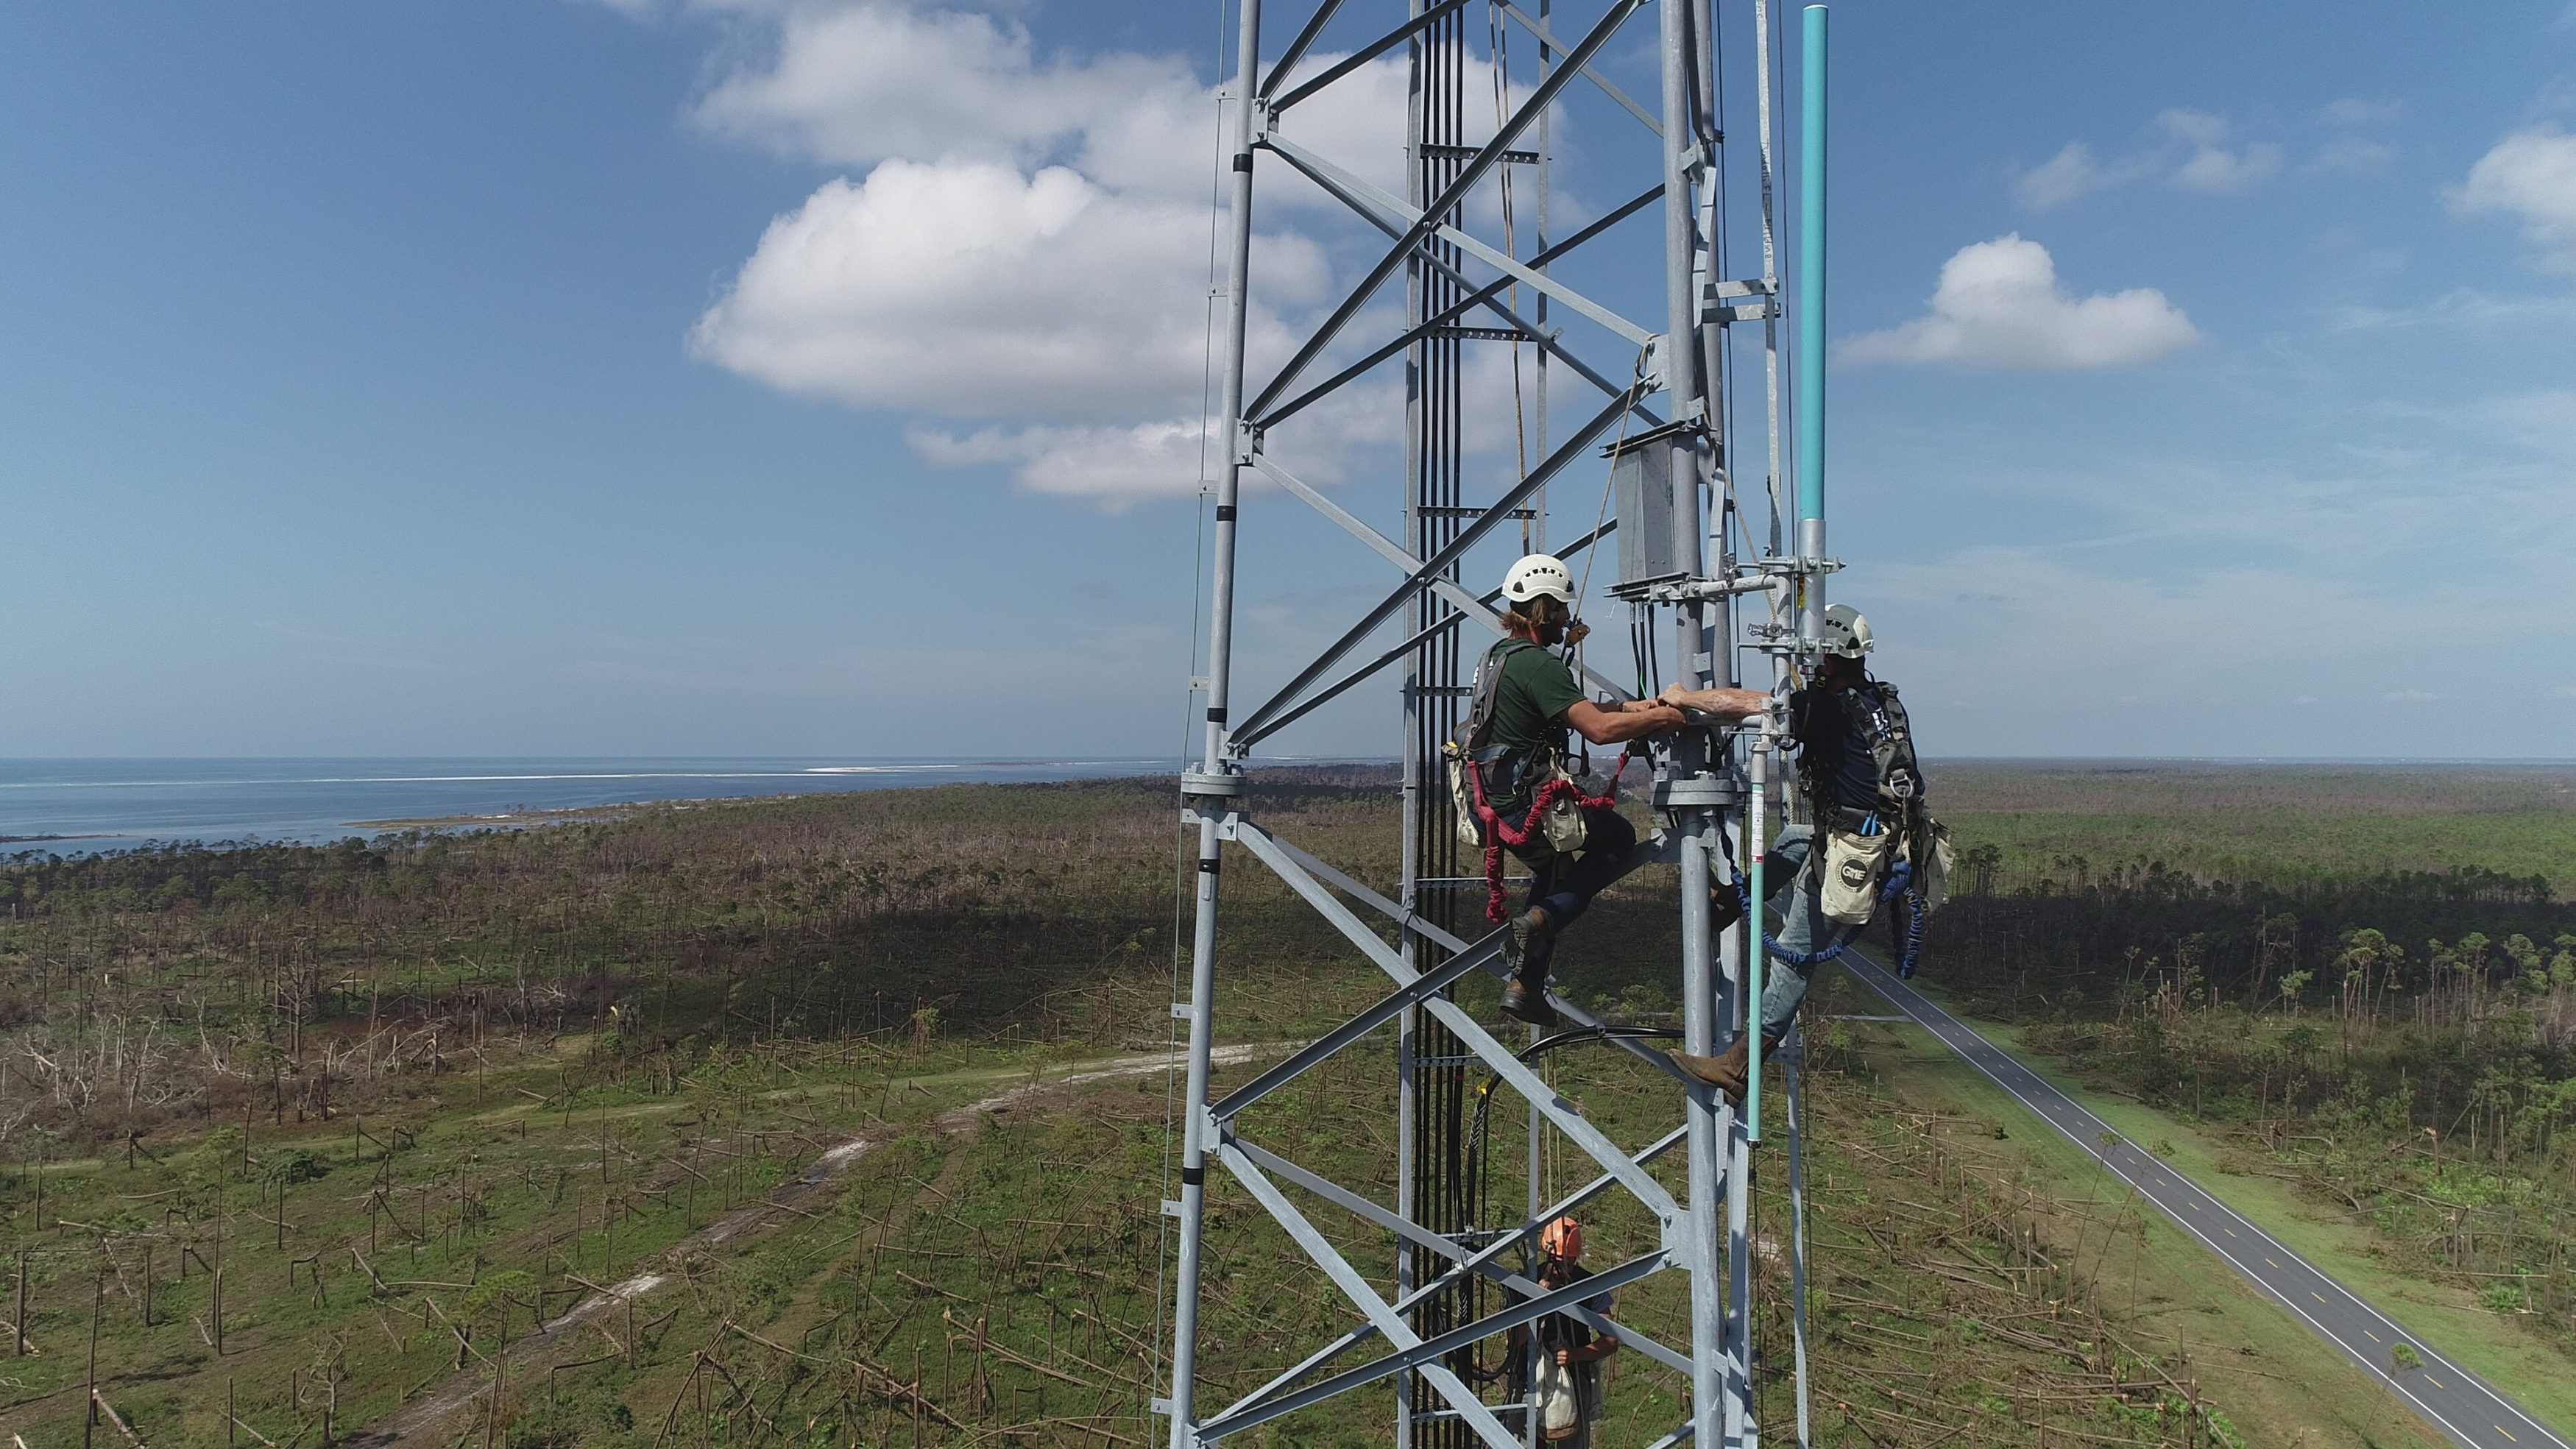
[{"x1": 1508, "y1": 1215, "x2": 1619, "y2": 1443}]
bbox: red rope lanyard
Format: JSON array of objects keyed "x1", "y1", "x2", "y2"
[{"x1": 1467, "y1": 751, "x2": 1628, "y2": 922}]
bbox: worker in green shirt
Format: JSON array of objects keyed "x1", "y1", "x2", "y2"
[{"x1": 1473, "y1": 555, "x2": 1767, "y2": 1025}]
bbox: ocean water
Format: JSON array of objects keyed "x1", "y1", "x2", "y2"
[{"x1": 0, "y1": 757, "x2": 1179, "y2": 853}]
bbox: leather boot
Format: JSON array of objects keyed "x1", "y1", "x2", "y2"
[
  {"x1": 1498, "y1": 975, "x2": 1560, "y2": 1027},
  {"x1": 1503, "y1": 907, "x2": 1556, "y2": 977},
  {"x1": 1498, "y1": 908, "x2": 1560, "y2": 1026},
  {"x1": 1669, "y1": 1034, "x2": 1772, "y2": 1099}
]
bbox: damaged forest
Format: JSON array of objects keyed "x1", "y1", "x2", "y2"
[{"x1": 0, "y1": 765, "x2": 2563, "y2": 1445}]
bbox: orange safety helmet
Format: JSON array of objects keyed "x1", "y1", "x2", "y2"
[{"x1": 1539, "y1": 1216, "x2": 1583, "y2": 1262}]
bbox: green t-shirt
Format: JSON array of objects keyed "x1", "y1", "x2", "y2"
[{"x1": 1482, "y1": 642, "x2": 1585, "y2": 815}]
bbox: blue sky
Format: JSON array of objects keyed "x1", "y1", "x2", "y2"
[{"x1": 2, "y1": 1, "x2": 2571, "y2": 759}]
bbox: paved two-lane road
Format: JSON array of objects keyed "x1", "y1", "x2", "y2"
[{"x1": 1836, "y1": 950, "x2": 2569, "y2": 1449}]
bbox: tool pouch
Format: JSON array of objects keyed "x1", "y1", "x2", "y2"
[
  {"x1": 1534, "y1": 1350, "x2": 1582, "y2": 1440},
  {"x1": 1820, "y1": 812, "x2": 1894, "y2": 925},
  {"x1": 1540, "y1": 762, "x2": 1590, "y2": 857}
]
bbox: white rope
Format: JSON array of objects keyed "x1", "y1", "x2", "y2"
[{"x1": 1151, "y1": 0, "x2": 1241, "y2": 1400}]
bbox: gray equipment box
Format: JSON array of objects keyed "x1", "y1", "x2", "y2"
[{"x1": 1608, "y1": 425, "x2": 1697, "y2": 597}]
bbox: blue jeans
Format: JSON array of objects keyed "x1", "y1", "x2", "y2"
[
  {"x1": 1516, "y1": 804, "x2": 1638, "y2": 940},
  {"x1": 1758, "y1": 825, "x2": 1861, "y2": 1040}
]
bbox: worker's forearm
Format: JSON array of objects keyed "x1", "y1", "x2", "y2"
[
  {"x1": 1574, "y1": 705, "x2": 1682, "y2": 745},
  {"x1": 1663, "y1": 685, "x2": 1769, "y2": 720}
]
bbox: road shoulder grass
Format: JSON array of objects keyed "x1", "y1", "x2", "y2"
[
  {"x1": 1842, "y1": 1013, "x2": 2453, "y2": 1449},
  {"x1": 1880, "y1": 982, "x2": 2576, "y2": 1441}
]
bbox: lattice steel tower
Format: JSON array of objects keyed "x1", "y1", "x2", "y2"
[{"x1": 1163, "y1": 2, "x2": 1840, "y2": 1445}]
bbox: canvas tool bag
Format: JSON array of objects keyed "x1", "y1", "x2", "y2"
[
  {"x1": 1532, "y1": 1348, "x2": 1583, "y2": 1440},
  {"x1": 1820, "y1": 809, "x2": 1894, "y2": 925}
]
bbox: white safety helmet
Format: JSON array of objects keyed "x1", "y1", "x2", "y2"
[
  {"x1": 1819, "y1": 603, "x2": 1873, "y2": 659},
  {"x1": 1501, "y1": 553, "x2": 1577, "y2": 608}
]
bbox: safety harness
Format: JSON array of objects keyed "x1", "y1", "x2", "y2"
[
  {"x1": 1451, "y1": 638, "x2": 1627, "y2": 924},
  {"x1": 1797, "y1": 677, "x2": 1925, "y2": 830},
  {"x1": 1778, "y1": 676, "x2": 1940, "y2": 977}
]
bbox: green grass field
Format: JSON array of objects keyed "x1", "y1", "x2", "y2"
[
  {"x1": 1831, "y1": 999, "x2": 2453, "y2": 1449},
  {"x1": 1, "y1": 762, "x2": 2568, "y2": 1444},
  {"x1": 1914, "y1": 1000, "x2": 2576, "y2": 1440},
  {"x1": 1935, "y1": 760, "x2": 2576, "y2": 894}
]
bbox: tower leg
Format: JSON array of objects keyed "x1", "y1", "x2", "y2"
[
  {"x1": 1681, "y1": 822, "x2": 1732, "y2": 1449},
  {"x1": 1164, "y1": 818, "x2": 1224, "y2": 1449},
  {"x1": 1786, "y1": 1046, "x2": 1815, "y2": 1449},
  {"x1": 1163, "y1": 3, "x2": 1262, "y2": 1446}
]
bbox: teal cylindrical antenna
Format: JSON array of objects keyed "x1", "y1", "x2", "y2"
[{"x1": 1797, "y1": 4, "x2": 1827, "y2": 527}]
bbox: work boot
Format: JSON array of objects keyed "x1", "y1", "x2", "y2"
[
  {"x1": 1669, "y1": 1034, "x2": 1774, "y2": 1099},
  {"x1": 1502, "y1": 907, "x2": 1556, "y2": 979},
  {"x1": 1498, "y1": 976, "x2": 1560, "y2": 1027}
]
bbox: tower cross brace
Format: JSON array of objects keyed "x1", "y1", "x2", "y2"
[{"x1": 1161, "y1": 4, "x2": 1838, "y2": 1445}]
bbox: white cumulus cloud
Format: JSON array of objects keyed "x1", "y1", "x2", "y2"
[
  {"x1": 665, "y1": 2, "x2": 1456, "y2": 507},
  {"x1": 2453, "y1": 127, "x2": 2576, "y2": 273},
  {"x1": 2013, "y1": 110, "x2": 2282, "y2": 210},
  {"x1": 903, "y1": 375, "x2": 1407, "y2": 508},
  {"x1": 2150, "y1": 110, "x2": 2282, "y2": 193},
  {"x1": 693, "y1": 4, "x2": 1212, "y2": 197},
  {"x1": 689, "y1": 159, "x2": 1326, "y2": 419},
  {"x1": 637, "y1": 0, "x2": 1548, "y2": 506},
  {"x1": 906, "y1": 419, "x2": 1217, "y2": 508},
  {"x1": 2171, "y1": 137, "x2": 2283, "y2": 192},
  {"x1": 1841, "y1": 235, "x2": 2201, "y2": 371},
  {"x1": 2011, "y1": 142, "x2": 2148, "y2": 210}
]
